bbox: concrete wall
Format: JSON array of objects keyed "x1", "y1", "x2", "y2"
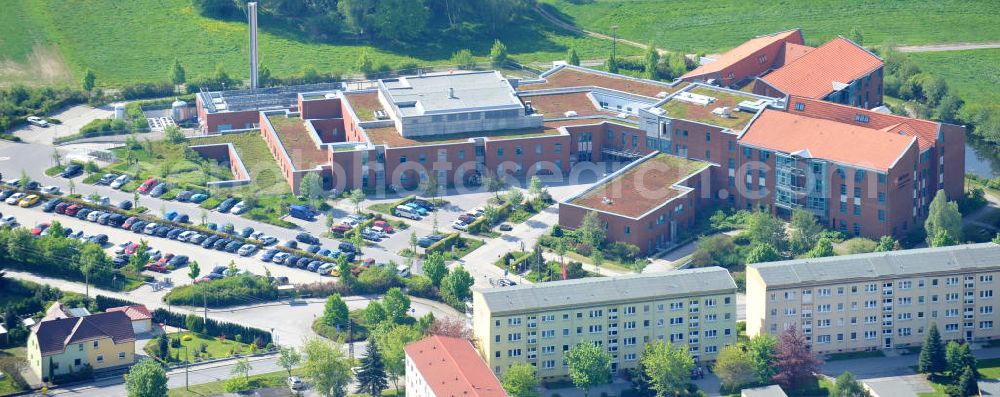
[{"x1": 299, "y1": 97, "x2": 343, "y2": 120}]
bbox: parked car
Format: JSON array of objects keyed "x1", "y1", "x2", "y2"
[
  {"x1": 110, "y1": 174, "x2": 131, "y2": 189},
  {"x1": 296, "y1": 233, "x2": 320, "y2": 245},
  {"x1": 272, "y1": 252, "x2": 290, "y2": 264},
  {"x1": 54, "y1": 202, "x2": 70, "y2": 214},
  {"x1": 175, "y1": 190, "x2": 193, "y2": 202},
  {"x1": 261, "y1": 249, "x2": 278, "y2": 262},
  {"x1": 108, "y1": 214, "x2": 126, "y2": 227},
  {"x1": 338, "y1": 242, "x2": 356, "y2": 253},
  {"x1": 144, "y1": 263, "x2": 167, "y2": 273},
  {"x1": 42, "y1": 198, "x2": 61, "y2": 212},
  {"x1": 189, "y1": 234, "x2": 207, "y2": 244},
  {"x1": 98, "y1": 213, "x2": 113, "y2": 225},
  {"x1": 361, "y1": 229, "x2": 381, "y2": 241},
  {"x1": 40, "y1": 185, "x2": 60, "y2": 195},
  {"x1": 167, "y1": 228, "x2": 184, "y2": 239},
  {"x1": 237, "y1": 244, "x2": 258, "y2": 256},
  {"x1": 307, "y1": 260, "x2": 322, "y2": 272},
  {"x1": 402, "y1": 202, "x2": 428, "y2": 215},
  {"x1": 136, "y1": 178, "x2": 158, "y2": 194},
  {"x1": 451, "y1": 220, "x2": 468, "y2": 231},
  {"x1": 5, "y1": 192, "x2": 26, "y2": 205},
  {"x1": 75, "y1": 208, "x2": 92, "y2": 220},
  {"x1": 0, "y1": 190, "x2": 13, "y2": 201},
  {"x1": 216, "y1": 197, "x2": 238, "y2": 213},
  {"x1": 27, "y1": 116, "x2": 49, "y2": 127},
  {"x1": 30, "y1": 223, "x2": 50, "y2": 236},
  {"x1": 239, "y1": 227, "x2": 254, "y2": 238},
  {"x1": 318, "y1": 263, "x2": 335, "y2": 276},
  {"x1": 225, "y1": 240, "x2": 243, "y2": 252},
  {"x1": 331, "y1": 224, "x2": 352, "y2": 234},
  {"x1": 87, "y1": 234, "x2": 109, "y2": 245},
  {"x1": 112, "y1": 254, "x2": 129, "y2": 268},
  {"x1": 306, "y1": 244, "x2": 321, "y2": 254},
  {"x1": 143, "y1": 223, "x2": 159, "y2": 235},
  {"x1": 498, "y1": 223, "x2": 513, "y2": 231},
  {"x1": 148, "y1": 182, "x2": 167, "y2": 197},
  {"x1": 260, "y1": 235, "x2": 278, "y2": 246},
  {"x1": 117, "y1": 200, "x2": 133, "y2": 210},
  {"x1": 370, "y1": 226, "x2": 387, "y2": 237},
  {"x1": 289, "y1": 205, "x2": 316, "y2": 220},
  {"x1": 394, "y1": 207, "x2": 421, "y2": 220},
  {"x1": 0, "y1": 216, "x2": 18, "y2": 228},
  {"x1": 189, "y1": 193, "x2": 208, "y2": 203},
  {"x1": 86, "y1": 210, "x2": 102, "y2": 222},
  {"x1": 287, "y1": 376, "x2": 304, "y2": 391},
  {"x1": 231, "y1": 201, "x2": 249, "y2": 214},
  {"x1": 283, "y1": 255, "x2": 299, "y2": 266},
  {"x1": 64, "y1": 204, "x2": 83, "y2": 216},
  {"x1": 201, "y1": 235, "x2": 220, "y2": 248},
  {"x1": 175, "y1": 214, "x2": 189, "y2": 223},
  {"x1": 129, "y1": 220, "x2": 147, "y2": 233},
  {"x1": 167, "y1": 255, "x2": 189, "y2": 267},
  {"x1": 60, "y1": 164, "x2": 82, "y2": 178},
  {"x1": 372, "y1": 220, "x2": 394, "y2": 233},
  {"x1": 97, "y1": 173, "x2": 118, "y2": 185},
  {"x1": 212, "y1": 238, "x2": 229, "y2": 250},
  {"x1": 295, "y1": 257, "x2": 311, "y2": 269}
]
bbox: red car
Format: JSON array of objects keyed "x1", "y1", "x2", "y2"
[
  {"x1": 122, "y1": 217, "x2": 139, "y2": 230},
  {"x1": 143, "y1": 263, "x2": 167, "y2": 273},
  {"x1": 54, "y1": 202, "x2": 70, "y2": 214},
  {"x1": 123, "y1": 242, "x2": 139, "y2": 255},
  {"x1": 30, "y1": 222, "x2": 50, "y2": 236},
  {"x1": 64, "y1": 204, "x2": 82, "y2": 216},
  {"x1": 331, "y1": 224, "x2": 352, "y2": 234},
  {"x1": 372, "y1": 220, "x2": 394, "y2": 233},
  {"x1": 136, "y1": 178, "x2": 159, "y2": 194},
  {"x1": 156, "y1": 253, "x2": 175, "y2": 266}
]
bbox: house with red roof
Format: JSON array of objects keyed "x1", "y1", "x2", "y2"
[
  {"x1": 404, "y1": 335, "x2": 508, "y2": 397},
  {"x1": 106, "y1": 305, "x2": 154, "y2": 334}
]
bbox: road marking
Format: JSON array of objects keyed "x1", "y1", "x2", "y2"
[{"x1": 0, "y1": 157, "x2": 9, "y2": 161}]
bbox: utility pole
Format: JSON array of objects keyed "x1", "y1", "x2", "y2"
[
  {"x1": 348, "y1": 320, "x2": 354, "y2": 360},
  {"x1": 248, "y1": 2, "x2": 259, "y2": 89},
  {"x1": 611, "y1": 25, "x2": 618, "y2": 63},
  {"x1": 185, "y1": 347, "x2": 189, "y2": 390},
  {"x1": 203, "y1": 292, "x2": 208, "y2": 324}
]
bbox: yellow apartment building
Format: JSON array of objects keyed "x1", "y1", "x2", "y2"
[
  {"x1": 27, "y1": 311, "x2": 136, "y2": 383},
  {"x1": 747, "y1": 243, "x2": 1000, "y2": 355},
  {"x1": 472, "y1": 267, "x2": 737, "y2": 379}
]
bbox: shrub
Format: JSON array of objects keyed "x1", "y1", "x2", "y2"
[
  {"x1": 164, "y1": 274, "x2": 279, "y2": 308},
  {"x1": 404, "y1": 275, "x2": 436, "y2": 299},
  {"x1": 356, "y1": 266, "x2": 401, "y2": 294}
]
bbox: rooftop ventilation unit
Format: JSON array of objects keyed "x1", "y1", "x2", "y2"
[
  {"x1": 602, "y1": 197, "x2": 613, "y2": 205},
  {"x1": 674, "y1": 91, "x2": 716, "y2": 106},
  {"x1": 373, "y1": 110, "x2": 388, "y2": 120},
  {"x1": 564, "y1": 110, "x2": 578, "y2": 117}
]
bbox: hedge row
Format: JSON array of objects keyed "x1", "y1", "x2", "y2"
[
  {"x1": 95, "y1": 294, "x2": 273, "y2": 346},
  {"x1": 467, "y1": 201, "x2": 512, "y2": 235},
  {"x1": 426, "y1": 232, "x2": 461, "y2": 254}
]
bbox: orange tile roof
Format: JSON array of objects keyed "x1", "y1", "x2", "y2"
[
  {"x1": 404, "y1": 336, "x2": 508, "y2": 397},
  {"x1": 762, "y1": 37, "x2": 882, "y2": 99},
  {"x1": 783, "y1": 43, "x2": 814, "y2": 64},
  {"x1": 106, "y1": 305, "x2": 153, "y2": 321},
  {"x1": 683, "y1": 29, "x2": 804, "y2": 79},
  {"x1": 523, "y1": 67, "x2": 684, "y2": 98},
  {"x1": 741, "y1": 110, "x2": 916, "y2": 171},
  {"x1": 788, "y1": 95, "x2": 939, "y2": 151}
]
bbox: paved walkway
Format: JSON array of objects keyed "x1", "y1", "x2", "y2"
[{"x1": 897, "y1": 42, "x2": 1000, "y2": 52}]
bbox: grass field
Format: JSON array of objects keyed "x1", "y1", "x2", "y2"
[
  {"x1": 0, "y1": 347, "x2": 27, "y2": 395},
  {"x1": 907, "y1": 49, "x2": 1000, "y2": 106},
  {"x1": 144, "y1": 331, "x2": 252, "y2": 362},
  {"x1": 0, "y1": 0, "x2": 638, "y2": 87},
  {"x1": 540, "y1": 0, "x2": 1000, "y2": 53}
]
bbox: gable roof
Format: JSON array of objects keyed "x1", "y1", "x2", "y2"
[
  {"x1": 33, "y1": 311, "x2": 135, "y2": 356},
  {"x1": 762, "y1": 37, "x2": 882, "y2": 99},
  {"x1": 740, "y1": 109, "x2": 916, "y2": 171},
  {"x1": 683, "y1": 29, "x2": 804, "y2": 79},
  {"x1": 475, "y1": 267, "x2": 735, "y2": 315},
  {"x1": 42, "y1": 302, "x2": 90, "y2": 322},
  {"x1": 788, "y1": 95, "x2": 941, "y2": 151},
  {"x1": 404, "y1": 335, "x2": 508, "y2": 397},
  {"x1": 106, "y1": 305, "x2": 153, "y2": 321},
  {"x1": 750, "y1": 243, "x2": 1000, "y2": 288}
]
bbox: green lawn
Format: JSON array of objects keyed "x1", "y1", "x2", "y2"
[
  {"x1": 907, "y1": 49, "x2": 1000, "y2": 106},
  {"x1": 540, "y1": 0, "x2": 1000, "y2": 53},
  {"x1": 823, "y1": 350, "x2": 885, "y2": 361},
  {"x1": 168, "y1": 368, "x2": 303, "y2": 397},
  {"x1": 0, "y1": 0, "x2": 638, "y2": 87},
  {"x1": 144, "y1": 331, "x2": 254, "y2": 363},
  {"x1": 0, "y1": 347, "x2": 27, "y2": 395}
]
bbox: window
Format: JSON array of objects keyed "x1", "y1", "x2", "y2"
[
  {"x1": 458, "y1": 150, "x2": 465, "y2": 160},
  {"x1": 399, "y1": 155, "x2": 407, "y2": 163},
  {"x1": 119, "y1": 352, "x2": 126, "y2": 360},
  {"x1": 706, "y1": 132, "x2": 711, "y2": 142},
  {"x1": 535, "y1": 144, "x2": 542, "y2": 155},
  {"x1": 497, "y1": 148, "x2": 504, "y2": 157},
  {"x1": 795, "y1": 102, "x2": 805, "y2": 111},
  {"x1": 515, "y1": 147, "x2": 523, "y2": 156},
  {"x1": 418, "y1": 154, "x2": 426, "y2": 163},
  {"x1": 508, "y1": 318, "x2": 522, "y2": 326},
  {"x1": 554, "y1": 143, "x2": 562, "y2": 154},
  {"x1": 855, "y1": 114, "x2": 871, "y2": 123},
  {"x1": 93, "y1": 340, "x2": 99, "y2": 348},
  {"x1": 96, "y1": 355, "x2": 104, "y2": 363}
]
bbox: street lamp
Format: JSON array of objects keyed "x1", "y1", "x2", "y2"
[{"x1": 611, "y1": 25, "x2": 619, "y2": 63}]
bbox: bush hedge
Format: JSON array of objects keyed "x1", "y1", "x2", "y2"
[
  {"x1": 95, "y1": 295, "x2": 273, "y2": 346},
  {"x1": 426, "y1": 232, "x2": 461, "y2": 254},
  {"x1": 164, "y1": 274, "x2": 280, "y2": 308}
]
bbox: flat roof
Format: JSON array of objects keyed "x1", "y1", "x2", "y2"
[
  {"x1": 741, "y1": 385, "x2": 789, "y2": 397},
  {"x1": 569, "y1": 153, "x2": 708, "y2": 218},
  {"x1": 404, "y1": 336, "x2": 508, "y2": 397},
  {"x1": 343, "y1": 92, "x2": 385, "y2": 122},
  {"x1": 475, "y1": 267, "x2": 735, "y2": 315},
  {"x1": 740, "y1": 109, "x2": 915, "y2": 171},
  {"x1": 381, "y1": 71, "x2": 522, "y2": 117},
  {"x1": 750, "y1": 243, "x2": 1000, "y2": 288},
  {"x1": 523, "y1": 66, "x2": 687, "y2": 98},
  {"x1": 523, "y1": 92, "x2": 607, "y2": 118},
  {"x1": 266, "y1": 114, "x2": 328, "y2": 169},
  {"x1": 364, "y1": 124, "x2": 562, "y2": 148},
  {"x1": 762, "y1": 37, "x2": 882, "y2": 99},
  {"x1": 659, "y1": 86, "x2": 767, "y2": 131}
]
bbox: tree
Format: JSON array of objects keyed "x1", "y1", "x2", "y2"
[
  {"x1": 277, "y1": 346, "x2": 301, "y2": 378},
  {"x1": 746, "y1": 333, "x2": 778, "y2": 384},
  {"x1": 875, "y1": 235, "x2": 898, "y2": 252},
  {"x1": 482, "y1": 203, "x2": 501, "y2": 228},
  {"x1": 528, "y1": 176, "x2": 544, "y2": 198},
  {"x1": 426, "y1": 317, "x2": 475, "y2": 341},
  {"x1": 849, "y1": 27, "x2": 865, "y2": 46},
  {"x1": 745, "y1": 211, "x2": 787, "y2": 250},
  {"x1": 831, "y1": 371, "x2": 870, "y2": 397},
  {"x1": 78, "y1": 243, "x2": 107, "y2": 297},
  {"x1": 931, "y1": 229, "x2": 958, "y2": 247},
  {"x1": 643, "y1": 42, "x2": 660, "y2": 80},
  {"x1": 370, "y1": 323, "x2": 422, "y2": 392},
  {"x1": 452, "y1": 49, "x2": 476, "y2": 70},
  {"x1": 666, "y1": 53, "x2": 688, "y2": 79},
  {"x1": 490, "y1": 39, "x2": 510, "y2": 68},
  {"x1": 565, "y1": 342, "x2": 611, "y2": 397},
  {"x1": 504, "y1": 188, "x2": 524, "y2": 207},
  {"x1": 606, "y1": 50, "x2": 618, "y2": 74},
  {"x1": 300, "y1": 172, "x2": 324, "y2": 207},
  {"x1": 422, "y1": 252, "x2": 448, "y2": 287},
  {"x1": 746, "y1": 243, "x2": 781, "y2": 264},
  {"x1": 364, "y1": 300, "x2": 387, "y2": 326},
  {"x1": 214, "y1": 63, "x2": 231, "y2": 86},
  {"x1": 231, "y1": 358, "x2": 252, "y2": 382},
  {"x1": 568, "y1": 48, "x2": 580, "y2": 66},
  {"x1": 355, "y1": 341, "x2": 388, "y2": 396},
  {"x1": 170, "y1": 58, "x2": 186, "y2": 86},
  {"x1": 350, "y1": 189, "x2": 366, "y2": 214},
  {"x1": 302, "y1": 338, "x2": 352, "y2": 397},
  {"x1": 789, "y1": 209, "x2": 823, "y2": 254},
  {"x1": 805, "y1": 238, "x2": 835, "y2": 258},
  {"x1": 502, "y1": 362, "x2": 540, "y2": 397},
  {"x1": 338, "y1": 0, "x2": 375, "y2": 36},
  {"x1": 577, "y1": 210, "x2": 605, "y2": 249},
  {"x1": 409, "y1": 231, "x2": 418, "y2": 254},
  {"x1": 82, "y1": 69, "x2": 96, "y2": 91},
  {"x1": 156, "y1": 334, "x2": 169, "y2": 359},
  {"x1": 125, "y1": 359, "x2": 168, "y2": 397},
  {"x1": 948, "y1": 365, "x2": 978, "y2": 397},
  {"x1": 184, "y1": 260, "x2": 200, "y2": 281},
  {"x1": 485, "y1": 169, "x2": 509, "y2": 200},
  {"x1": 714, "y1": 345, "x2": 757, "y2": 390},
  {"x1": 690, "y1": 234, "x2": 741, "y2": 269},
  {"x1": 946, "y1": 341, "x2": 977, "y2": 378},
  {"x1": 642, "y1": 341, "x2": 695, "y2": 397},
  {"x1": 440, "y1": 265, "x2": 474, "y2": 307},
  {"x1": 373, "y1": 0, "x2": 429, "y2": 42},
  {"x1": 772, "y1": 325, "x2": 822, "y2": 391},
  {"x1": 925, "y1": 189, "x2": 962, "y2": 245},
  {"x1": 382, "y1": 287, "x2": 411, "y2": 323},
  {"x1": 421, "y1": 172, "x2": 440, "y2": 200},
  {"x1": 358, "y1": 49, "x2": 375, "y2": 78},
  {"x1": 336, "y1": 255, "x2": 355, "y2": 290},
  {"x1": 322, "y1": 294, "x2": 349, "y2": 328}
]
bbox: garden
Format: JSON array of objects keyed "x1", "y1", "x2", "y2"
[{"x1": 144, "y1": 331, "x2": 256, "y2": 364}]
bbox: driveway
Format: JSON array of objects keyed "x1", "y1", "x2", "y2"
[
  {"x1": 862, "y1": 375, "x2": 933, "y2": 397},
  {"x1": 13, "y1": 104, "x2": 114, "y2": 145}
]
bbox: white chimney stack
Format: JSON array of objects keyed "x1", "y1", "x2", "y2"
[{"x1": 248, "y1": 2, "x2": 259, "y2": 89}]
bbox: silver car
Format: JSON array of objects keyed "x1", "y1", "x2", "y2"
[{"x1": 110, "y1": 175, "x2": 131, "y2": 189}]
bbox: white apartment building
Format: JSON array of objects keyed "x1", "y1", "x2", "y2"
[
  {"x1": 472, "y1": 267, "x2": 737, "y2": 378},
  {"x1": 403, "y1": 335, "x2": 507, "y2": 397},
  {"x1": 747, "y1": 243, "x2": 1000, "y2": 354}
]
